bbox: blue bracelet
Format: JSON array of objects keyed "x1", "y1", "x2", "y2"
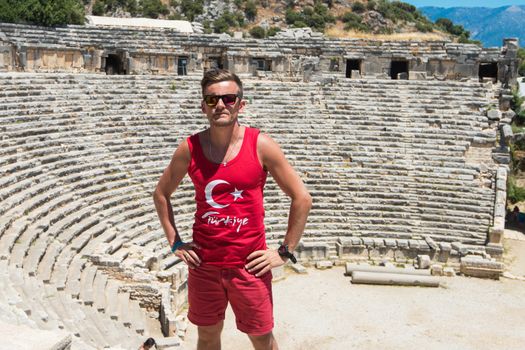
[{"x1": 171, "y1": 240, "x2": 184, "y2": 253}]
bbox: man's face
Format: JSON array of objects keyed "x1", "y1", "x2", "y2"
[{"x1": 201, "y1": 80, "x2": 245, "y2": 127}]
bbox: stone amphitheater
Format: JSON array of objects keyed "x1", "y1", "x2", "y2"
[{"x1": 0, "y1": 21, "x2": 521, "y2": 349}]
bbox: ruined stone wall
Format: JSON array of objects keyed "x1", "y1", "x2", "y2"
[{"x1": 0, "y1": 22, "x2": 520, "y2": 84}]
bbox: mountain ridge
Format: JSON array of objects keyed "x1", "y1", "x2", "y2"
[{"x1": 420, "y1": 5, "x2": 524, "y2": 47}]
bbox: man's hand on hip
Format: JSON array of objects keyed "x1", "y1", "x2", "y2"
[
  {"x1": 245, "y1": 249, "x2": 285, "y2": 277},
  {"x1": 174, "y1": 242, "x2": 201, "y2": 269}
]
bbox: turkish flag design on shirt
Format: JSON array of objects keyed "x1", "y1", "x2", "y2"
[{"x1": 187, "y1": 127, "x2": 268, "y2": 267}]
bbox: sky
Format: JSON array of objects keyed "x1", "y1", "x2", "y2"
[{"x1": 403, "y1": 0, "x2": 525, "y2": 7}]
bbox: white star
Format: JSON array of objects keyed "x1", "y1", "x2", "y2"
[{"x1": 230, "y1": 188, "x2": 244, "y2": 201}]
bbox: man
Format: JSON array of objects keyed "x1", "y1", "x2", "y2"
[{"x1": 153, "y1": 68, "x2": 312, "y2": 350}]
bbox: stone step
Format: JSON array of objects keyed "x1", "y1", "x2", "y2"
[{"x1": 79, "y1": 264, "x2": 98, "y2": 306}]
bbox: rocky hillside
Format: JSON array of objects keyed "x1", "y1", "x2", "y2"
[{"x1": 85, "y1": 0, "x2": 466, "y2": 41}]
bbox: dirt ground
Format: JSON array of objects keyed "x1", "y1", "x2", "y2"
[{"x1": 183, "y1": 231, "x2": 525, "y2": 350}]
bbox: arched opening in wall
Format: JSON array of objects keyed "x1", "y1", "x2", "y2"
[
  {"x1": 390, "y1": 60, "x2": 408, "y2": 80},
  {"x1": 105, "y1": 54, "x2": 125, "y2": 75},
  {"x1": 346, "y1": 59, "x2": 361, "y2": 78},
  {"x1": 178, "y1": 56, "x2": 188, "y2": 75},
  {"x1": 479, "y1": 62, "x2": 498, "y2": 82}
]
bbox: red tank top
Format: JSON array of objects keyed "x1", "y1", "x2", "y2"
[{"x1": 187, "y1": 126, "x2": 268, "y2": 267}]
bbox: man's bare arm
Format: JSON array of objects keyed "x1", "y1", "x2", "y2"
[
  {"x1": 153, "y1": 140, "x2": 201, "y2": 268},
  {"x1": 246, "y1": 134, "x2": 312, "y2": 275}
]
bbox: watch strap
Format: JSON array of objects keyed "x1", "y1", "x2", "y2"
[{"x1": 170, "y1": 240, "x2": 184, "y2": 253}]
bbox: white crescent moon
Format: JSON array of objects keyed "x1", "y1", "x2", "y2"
[{"x1": 205, "y1": 180, "x2": 230, "y2": 209}]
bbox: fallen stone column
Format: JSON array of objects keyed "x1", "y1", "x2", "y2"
[
  {"x1": 345, "y1": 263, "x2": 431, "y2": 276},
  {"x1": 351, "y1": 271, "x2": 441, "y2": 287}
]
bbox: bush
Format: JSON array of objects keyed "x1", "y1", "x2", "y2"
[
  {"x1": 351, "y1": 2, "x2": 366, "y2": 13},
  {"x1": 179, "y1": 0, "x2": 204, "y2": 21},
  {"x1": 507, "y1": 176, "x2": 525, "y2": 203},
  {"x1": 367, "y1": 0, "x2": 376, "y2": 10},
  {"x1": 415, "y1": 21, "x2": 433, "y2": 33},
  {"x1": 140, "y1": 0, "x2": 169, "y2": 18},
  {"x1": 92, "y1": 0, "x2": 105, "y2": 15},
  {"x1": 213, "y1": 11, "x2": 241, "y2": 33},
  {"x1": 341, "y1": 12, "x2": 361, "y2": 23},
  {"x1": 91, "y1": 0, "x2": 139, "y2": 16},
  {"x1": 214, "y1": 17, "x2": 229, "y2": 33},
  {"x1": 392, "y1": 1, "x2": 416, "y2": 13},
  {"x1": 203, "y1": 20, "x2": 212, "y2": 34},
  {"x1": 235, "y1": 11, "x2": 245, "y2": 26},
  {"x1": 245, "y1": 0, "x2": 257, "y2": 21},
  {"x1": 0, "y1": 0, "x2": 85, "y2": 26},
  {"x1": 340, "y1": 11, "x2": 369, "y2": 32},
  {"x1": 518, "y1": 48, "x2": 525, "y2": 76},
  {"x1": 293, "y1": 20, "x2": 307, "y2": 28},
  {"x1": 249, "y1": 26, "x2": 265, "y2": 38},
  {"x1": 267, "y1": 26, "x2": 280, "y2": 37},
  {"x1": 285, "y1": 9, "x2": 302, "y2": 25},
  {"x1": 512, "y1": 86, "x2": 525, "y2": 113},
  {"x1": 284, "y1": 2, "x2": 334, "y2": 32}
]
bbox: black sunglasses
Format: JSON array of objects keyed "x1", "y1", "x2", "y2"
[{"x1": 203, "y1": 94, "x2": 239, "y2": 107}]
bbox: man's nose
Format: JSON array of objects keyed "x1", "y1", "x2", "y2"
[{"x1": 215, "y1": 97, "x2": 226, "y2": 108}]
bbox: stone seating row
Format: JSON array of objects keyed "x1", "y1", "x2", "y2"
[
  {"x1": 0, "y1": 190, "x2": 166, "y2": 346},
  {"x1": 1, "y1": 161, "x2": 492, "y2": 246},
  {"x1": 5, "y1": 213, "x2": 158, "y2": 342},
  {"x1": 1, "y1": 260, "x2": 142, "y2": 348},
  {"x1": 0, "y1": 73, "x2": 498, "y2": 262},
  {"x1": 0, "y1": 22, "x2": 467, "y2": 54}
]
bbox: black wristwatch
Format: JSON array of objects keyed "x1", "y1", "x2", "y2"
[{"x1": 278, "y1": 244, "x2": 297, "y2": 264}]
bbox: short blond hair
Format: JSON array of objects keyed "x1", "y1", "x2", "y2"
[{"x1": 201, "y1": 68, "x2": 243, "y2": 98}]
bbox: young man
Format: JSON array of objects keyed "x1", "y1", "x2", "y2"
[{"x1": 153, "y1": 68, "x2": 312, "y2": 350}]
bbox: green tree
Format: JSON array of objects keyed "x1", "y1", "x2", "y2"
[
  {"x1": 435, "y1": 18, "x2": 453, "y2": 31},
  {"x1": 0, "y1": 0, "x2": 85, "y2": 26}
]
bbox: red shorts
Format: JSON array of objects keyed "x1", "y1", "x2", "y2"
[{"x1": 187, "y1": 264, "x2": 274, "y2": 335}]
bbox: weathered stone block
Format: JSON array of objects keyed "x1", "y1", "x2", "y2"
[
  {"x1": 487, "y1": 109, "x2": 502, "y2": 121},
  {"x1": 417, "y1": 255, "x2": 431, "y2": 269},
  {"x1": 290, "y1": 264, "x2": 307, "y2": 274},
  {"x1": 409, "y1": 71, "x2": 427, "y2": 80},
  {"x1": 460, "y1": 257, "x2": 504, "y2": 279},
  {"x1": 296, "y1": 242, "x2": 330, "y2": 261},
  {"x1": 443, "y1": 267, "x2": 456, "y2": 277},
  {"x1": 485, "y1": 243, "x2": 504, "y2": 259},
  {"x1": 316, "y1": 260, "x2": 333, "y2": 269},
  {"x1": 430, "y1": 264, "x2": 443, "y2": 276},
  {"x1": 451, "y1": 242, "x2": 468, "y2": 256}
]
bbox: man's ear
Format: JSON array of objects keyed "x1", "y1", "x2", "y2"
[
  {"x1": 238, "y1": 99, "x2": 246, "y2": 113},
  {"x1": 201, "y1": 100, "x2": 206, "y2": 113}
]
